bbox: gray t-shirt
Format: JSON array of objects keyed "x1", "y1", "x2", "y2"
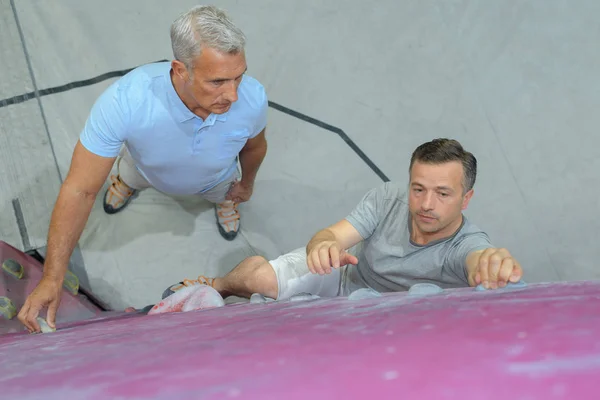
[{"x1": 345, "y1": 182, "x2": 493, "y2": 292}]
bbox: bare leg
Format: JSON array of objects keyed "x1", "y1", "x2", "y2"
[{"x1": 212, "y1": 256, "x2": 278, "y2": 299}]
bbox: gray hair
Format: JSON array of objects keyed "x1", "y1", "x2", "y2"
[{"x1": 170, "y1": 5, "x2": 246, "y2": 70}]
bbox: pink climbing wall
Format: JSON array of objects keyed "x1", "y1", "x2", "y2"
[
  {"x1": 1, "y1": 276, "x2": 600, "y2": 399},
  {"x1": 0, "y1": 241, "x2": 102, "y2": 334}
]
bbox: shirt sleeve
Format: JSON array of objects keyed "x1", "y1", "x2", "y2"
[
  {"x1": 250, "y1": 85, "x2": 268, "y2": 138},
  {"x1": 445, "y1": 232, "x2": 494, "y2": 284},
  {"x1": 345, "y1": 184, "x2": 389, "y2": 240},
  {"x1": 79, "y1": 83, "x2": 128, "y2": 157}
]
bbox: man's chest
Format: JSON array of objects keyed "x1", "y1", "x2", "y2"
[
  {"x1": 362, "y1": 231, "x2": 448, "y2": 281},
  {"x1": 127, "y1": 120, "x2": 250, "y2": 166}
]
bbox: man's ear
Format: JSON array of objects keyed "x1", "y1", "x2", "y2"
[
  {"x1": 171, "y1": 60, "x2": 190, "y2": 81},
  {"x1": 462, "y1": 189, "x2": 474, "y2": 210}
]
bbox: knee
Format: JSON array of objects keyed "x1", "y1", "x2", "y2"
[
  {"x1": 245, "y1": 255, "x2": 277, "y2": 288},
  {"x1": 239, "y1": 255, "x2": 273, "y2": 277},
  {"x1": 245, "y1": 255, "x2": 269, "y2": 269}
]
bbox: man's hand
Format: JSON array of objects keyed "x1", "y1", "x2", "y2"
[
  {"x1": 307, "y1": 240, "x2": 359, "y2": 275},
  {"x1": 18, "y1": 277, "x2": 63, "y2": 333},
  {"x1": 468, "y1": 248, "x2": 523, "y2": 289},
  {"x1": 225, "y1": 179, "x2": 254, "y2": 203}
]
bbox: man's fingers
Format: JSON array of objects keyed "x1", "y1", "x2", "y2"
[
  {"x1": 330, "y1": 246, "x2": 341, "y2": 269},
  {"x1": 488, "y1": 252, "x2": 503, "y2": 288},
  {"x1": 26, "y1": 302, "x2": 43, "y2": 333},
  {"x1": 497, "y1": 257, "x2": 515, "y2": 287},
  {"x1": 17, "y1": 301, "x2": 34, "y2": 332},
  {"x1": 318, "y1": 246, "x2": 332, "y2": 274},
  {"x1": 347, "y1": 254, "x2": 359, "y2": 265},
  {"x1": 307, "y1": 252, "x2": 315, "y2": 274},
  {"x1": 47, "y1": 300, "x2": 59, "y2": 329},
  {"x1": 478, "y1": 249, "x2": 493, "y2": 289},
  {"x1": 310, "y1": 250, "x2": 321, "y2": 274},
  {"x1": 509, "y1": 262, "x2": 523, "y2": 283},
  {"x1": 340, "y1": 252, "x2": 358, "y2": 266}
]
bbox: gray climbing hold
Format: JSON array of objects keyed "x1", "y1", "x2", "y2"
[
  {"x1": 36, "y1": 317, "x2": 56, "y2": 333},
  {"x1": 408, "y1": 283, "x2": 443, "y2": 296},
  {"x1": 476, "y1": 280, "x2": 527, "y2": 291},
  {"x1": 348, "y1": 288, "x2": 382, "y2": 300},
  {"x1": 0, "y1": 297, "x2": 17, "y2": 319},
  {"x1": 289, "y1": 293, "x2": 320, "y2": 302},
  {"x1": 250, "y1": 293, "x2": 275, "y2": 304},
  {"x1": 2, "y1": 259, "x2": 24, "y2": 279}
]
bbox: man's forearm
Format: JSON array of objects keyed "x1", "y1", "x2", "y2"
[
  {"x1": 239, "y1": 142, "x2": 267, "y2": 184},
  {"x1": 43, "y1": 184, "x2": 97, "y2": 282}
]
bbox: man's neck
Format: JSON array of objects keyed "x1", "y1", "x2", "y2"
[
  {"x1": 170, "y1": 69, "x2": 211, "y2": 120},
  {"x1": 410, "y1": 214, "x2": 464, "y2": 246}
]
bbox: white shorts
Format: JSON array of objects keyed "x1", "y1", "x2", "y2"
[{"x1": 269, "y1": 247, "x2": 365, "y2": 300}]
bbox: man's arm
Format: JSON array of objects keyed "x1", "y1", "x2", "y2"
[
  {"x1": 44, "y1": 141, "x2": 116, "y2": 279},
  {"x1": 306, "y1": 184, "x2": 389, "y2": 275},
  {"x1": 306, "y1": 220, "x2": 364, "y2": 275},
  {"x1": 465, "y1": 248, "x2": 523, "y2": 289},
  {"x1": 239, "y1": 129, "x2": 267, "y2": 185},
  {"x1": 225, "y1": 129, "x2": 267, "y2": 204},
  {"x1": 18, "y1": 141, "x2": 116, "y2": 332}
]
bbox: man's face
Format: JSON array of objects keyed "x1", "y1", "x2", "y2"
[
  {"x1": 176, "y1": 47, "x2": 247, "y2": 116},
  {"x1": 408, "y1": 160, "x2": 473, "y2": 236}
]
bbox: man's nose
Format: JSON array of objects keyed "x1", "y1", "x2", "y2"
[
  {"x1": 421, "y1": 191, "x2": 435, "y2": 210},
  {"x1": 222, "y1": 81, "x2": 238, "y2": 103}
]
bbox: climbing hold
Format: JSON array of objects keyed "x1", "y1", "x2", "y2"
[
  {"x1": 289, "y1": 293, "x2": 320, "y2": 302},
  {"x1": 2, "y1": 259, "x2": 24, "y2": 279},
  {"x1": 62, "y1": 270, "x2": 80, "y2": 295},
  {"x1": 250, "y1": 293, "x2": 275, "y2": 304},
  {"x1": 348, "y1": 288, "x2": 382, "y2": 300},
  {"x1": 36, "y1": 317, "x2": 56, "y2": 333},
  {"x1": 476, "y1": 281, "x2": 527, "y2": 291},
  {"x1": 408, "y1": 283, "x2": 443, "y2": 296},
  {"x1": 0, "y1": 297, "x2": 17, "y2": 320},
  {"x1": 250, "y1": 293, "x2": 267, "y2": 303}
]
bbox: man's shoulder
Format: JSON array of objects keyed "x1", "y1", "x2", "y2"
[
  {"x1": 115, "y1": 61, "x2": 169, "y2": 93},
  {"x1": 459, "y1": 216, "x2": 487, "y2": 235},
  {"x1": 448, "y1": 216, "x2": 491, "y2": 248},
  {"x1": 354, "y1": 181, "x2": 408, "y2": 217},
  {"x1": 236, "y1": 75, "x2": 267, "y2": 111},
  {"x1": 373, "y1": 181, "x2": 408, "y2": 205}
]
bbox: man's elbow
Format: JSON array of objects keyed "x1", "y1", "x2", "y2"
[{"x1": 60, "y1": 178, "x2": 102, "y2": 201}]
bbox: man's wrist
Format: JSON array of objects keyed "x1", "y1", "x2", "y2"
[
  {"x1": 42, "y1": 263, "x2": 66, "y2": 285},
  {"x1": 240, "y1": 178, "x2": 255, "y2": 187}
]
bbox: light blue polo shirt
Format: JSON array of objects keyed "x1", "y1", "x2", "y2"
[{"x1": 79, "y1": 61, "x2": 268, "y2": 195}]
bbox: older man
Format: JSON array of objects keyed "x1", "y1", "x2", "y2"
[
  {"x1": 19, "y1": 5, "x2": 267, "y2": 333},
  {"x1": 164, "y1": 139, "x2": 524, "y2": 301}
]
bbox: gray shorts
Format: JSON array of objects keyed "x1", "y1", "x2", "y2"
[
  {"x1": 118, "y1": 146, "x2": 239, "y2": 204},
  {"x1": 269, "y1": 247, "x2": 366, "y2": 300}
]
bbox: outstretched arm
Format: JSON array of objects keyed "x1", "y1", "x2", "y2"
[
  {"x1": 306, "y1": 220, "x2": 364, "y2": 275},
  {"x1": 18, "y1": 141, "x2": 116, "y2": 333}
]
